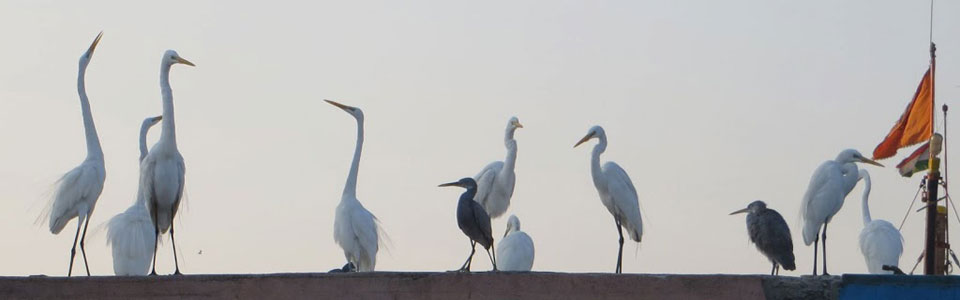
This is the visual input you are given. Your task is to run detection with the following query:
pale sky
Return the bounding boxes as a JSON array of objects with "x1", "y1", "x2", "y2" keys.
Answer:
[{"x1": 1, "y1": 0, "x2": 959, "y2": 276}]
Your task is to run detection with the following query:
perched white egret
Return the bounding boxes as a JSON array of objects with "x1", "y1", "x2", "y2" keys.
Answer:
[
  {"x1": 473, "y1": 117, "x2": 523, "y2": 219},
  {"x1": 140, "y1": 50, "x2": 194, "y2": 275},
  {"x1": 326, "y1": 99, "x2": 384, "y2": 272},
  {"x1": 41, "y1": 32, "x2": 106, "y2": 277},
  {"x1": 496, "y1": 215, "x2": 534, "y2": 271},
  {"x1": 106, "y1": 116, "x2": 162, "y2": 276},
  {"x1": 856, "y1": 169, "x2": 903, "y2": 274},
  {"x1": 574, "y1": 125, "x2": 643, "y2": 274},
  {"x1": 801, "y1": 149, "x2": 882, "y2": 275}
]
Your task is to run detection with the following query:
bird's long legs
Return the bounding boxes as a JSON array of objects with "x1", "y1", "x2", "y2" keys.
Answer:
[
  {"x1": 150, "y1": 226, "x2": 159, "y2": 276},
  {"x1": 67, "y1": 219, "x2": 82, "y2": 277},
  {"x1": 821, "y1": 222, "x2": 829, "y2": 276},
  {"x1": 615, "y1": 218, "x2": 624, "y2": 274},
  {"x1": 486, "y1": 244, "x2": 498, "y2": 271},
  {"x1": 79, "y1": 216, "x2": 92, "y2": 276},
  {"x1": 170, "y1": 222, "x2": 182, "y2": 275},
  {"x1": 812, "y1": 227, "x2": 820, "y2": 276},
  {"x1": 771, "y1": 263, "x2": 776, "y2": 276},
  {"x1": 459, "y1": 241, "x2": 477, "y2": 272}
]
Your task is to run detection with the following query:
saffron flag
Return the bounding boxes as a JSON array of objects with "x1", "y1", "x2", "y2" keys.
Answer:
[
  {"x1": 873, "y1": 68, "x2": 934, "y2": 160},
  {"x1": 896, "y1": 133, "x2": 942, "y2": 177}
]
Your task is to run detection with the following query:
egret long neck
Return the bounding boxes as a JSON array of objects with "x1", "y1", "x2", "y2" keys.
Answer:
[
  {"x1": 860, "y1": 173, "x2": 873, "y2": 226},
  {"x1": 77, "y1": 65, "x2": 103, "y2": 158},
  {"x1": 139, "y1": 122, "x2": 152, "y2": 162},
  {"x1": 159, "y1": 64, "x2": 177, "y2": 146},
  {"x1": 342, "y1": 118, "x2": 364, "y2": 199},
  {"x1": 590, "y1": 136, "x2": 608, "y2": 187},
  {"x1": 503, "y1": 127, "x2": 518, "y2": 172}
]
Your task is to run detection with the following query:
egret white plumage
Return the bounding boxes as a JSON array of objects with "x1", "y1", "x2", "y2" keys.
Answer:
[
  {"x1": 439, "y1": 178, "x2": 497, "y2": 272},
  {"x1": 730, "y1": 200, "x2": 795, "y2": 275},
  {"x1": 326, "y1": 99, "x2": 384, "y2": 272},
  {"x1": 140, "y1": 49, "x2": 194, "y2": 275},
  {"x1": 496, "y1": 214, "x2": 534, "y2": 271},
  {"x1": 41, "y1": 32, "x2": 106, "y2": 277},
  {"x1": 574, "y1": 125, "x2": 642, "y2": 274},
  {"x1": 856, "y1": 169, "x2": 904, "y2": 274},
  {"x1": 473, "y1": 117, "x2": 523, "y2": 219},
  {"x1": 800, "y1": 149, "x2": 882, "y2": 275},
  {"x1": 106, "y1": 116, "x2": 161, "y2": 276}
]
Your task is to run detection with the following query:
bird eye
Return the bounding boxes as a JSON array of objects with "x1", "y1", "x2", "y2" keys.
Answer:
[{"x1": 170, "y1": 55, "x2": 176, "y2": 59}]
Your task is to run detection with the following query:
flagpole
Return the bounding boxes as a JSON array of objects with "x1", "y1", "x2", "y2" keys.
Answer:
[{"x1": 923, "y1": 0, "x2": 941, "y2": 273}]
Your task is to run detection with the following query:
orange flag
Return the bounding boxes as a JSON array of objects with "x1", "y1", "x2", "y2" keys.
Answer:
[{"x1": 873, "y1": 67, "x2": 934, "y2": 160}]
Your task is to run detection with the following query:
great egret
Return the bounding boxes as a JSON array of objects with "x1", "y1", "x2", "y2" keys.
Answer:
[
  {"x1": 574, "y1": 125, "x2": 642, "y2": 274},
  {"x1": 473, "y1": 117, "x2": 523, "y2": 219},
  {"x1": 326, "y1": 99, "x2": 384, "y2": 272},
  {"x1": 140, "y1": 50, "x2": 194, "y2": 275},
  {"x1": 106, "y1": 116, "x2": 162, "y2": 276},
  {"x1": 439, "y1": 178, "x2": 497, "y2": 272},
  {"x1": 801, "y1": 149, "x2": 882, "y2": 275},
  {"x1": 730, "y1": 200, "x2": 796, "y2": 275},
  {"x1": 856, "y1": 169, "x2": 903, "y2": 274},
  {"x1": 496, "y1": 214, "x2": 534, "y2": 271},
  {"x1": 42, "y1": 32, "x2": 106, "y2": 277}
]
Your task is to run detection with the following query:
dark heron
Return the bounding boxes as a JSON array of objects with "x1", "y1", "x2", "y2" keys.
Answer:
[
  {"x1": 439, "y1": 177, "x2": 497, "y2": 272},
  {"x1": 731, "y1": 200, "x2": 796, "y2": 275}
]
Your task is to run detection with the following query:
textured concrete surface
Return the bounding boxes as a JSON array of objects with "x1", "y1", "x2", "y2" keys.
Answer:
[{"x1": 0, "y1": 272, "x2": 839, "y2": 300}]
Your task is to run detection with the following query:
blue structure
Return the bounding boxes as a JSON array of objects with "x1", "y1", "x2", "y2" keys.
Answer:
[{"x1": 840, "y1": 274, "x2": 960, "y2": 299}]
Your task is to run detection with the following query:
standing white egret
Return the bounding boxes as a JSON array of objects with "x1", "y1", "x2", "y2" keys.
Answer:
[
  {"x1": 140, "y1": 50, "x2": 194, "y2": 275},
  {"x1": 326, "y1": 99, "x2": 384, "y2": 272},
  {"x1": 106, "y1": 116, "x2": 162, "y2": 276},
  {"x1": 42, "y1": 32, "x2": 106, "y2": 277},
  {"x1": 856, "y1": 169, "x2": 903, "y2": 274},
  {"x1": 473, "y1": 117, "x2": 523, "y2": 219},
  {"x1": 496, "y1": 214, "x2": 534, "y2": 271},
  {"x1": 574, "y1": 125, "x2": 643, "y2": 274},
  {"x1": 801, "y1": 149, "x2": 882, "y2": 275}
]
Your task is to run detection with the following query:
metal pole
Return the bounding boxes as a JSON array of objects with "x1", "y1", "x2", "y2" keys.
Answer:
[{"x1": 925, "y1": 160, "x2": 940, "y2": 274}]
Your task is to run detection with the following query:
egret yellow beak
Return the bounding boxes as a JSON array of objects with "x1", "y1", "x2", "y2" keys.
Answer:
[
  {"x1": 729, "y1": 208, "x2": 750, "y2": 215},
  {"x1": 86, "y1": 31, "x2": 103, "y2": 57},
  {"x1": 574, "y1": 133, "x2": 594, "y2": 148},
  {"x1": 859, "y1": 157, "x2": 884, "y2": 167},
  {"x1": 176, "y1": 56, "x2": 196, "y2": 67},
  {"x1": 515, "y1": 121, "x2": 524, "y2": 129}
]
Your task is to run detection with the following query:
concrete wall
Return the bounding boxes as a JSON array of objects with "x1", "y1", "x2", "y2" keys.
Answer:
[{"x1": 0, "y1": 272, "x2": 840, "y2": 300}]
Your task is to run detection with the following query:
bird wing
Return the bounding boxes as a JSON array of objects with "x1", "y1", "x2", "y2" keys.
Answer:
[
  {"x1": 139, "y1": 157, "x2": 158, "y2": 226},
  {"x1": 495, "y1": 231, "x2": 535, "y2": 271},
  {"x1": 859, "y1": 220, "x2": 904, "y2": 274},
  {"x1": 602, "y1": 162, "x2": 643, "y2": 242},
  {"x1": 350, "y1": 203, "x2": 380, "y2": 270},
  {"x1": 801, "y1": 161, "x2": 844, "y2": 245},
  {"x1": 473, "y1": 161, "x2": 504, "y2": 207},
  {"x1": 470, "y1": 200, "x2": 495, "y2": 249},
  {"x1": 749, "y1": 209, "x2": 795, "y2": 270},
  {"x1": 171, "y1": 155, "x2": 186, "y2": 218},
  {"x1": 106, "y1": 204, "x2": 156, "y2": 275},
  {"x1": 46, "y1": 162, "x2": 102, "y2": 234}
]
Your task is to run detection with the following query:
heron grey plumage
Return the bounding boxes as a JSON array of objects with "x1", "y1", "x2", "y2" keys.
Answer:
[
  {"x1": 439, "y1": 177, "x2": 497, "y2": 272},
  {"x1": 731, "y1": 200, "x2": 796, "y2": 275}
]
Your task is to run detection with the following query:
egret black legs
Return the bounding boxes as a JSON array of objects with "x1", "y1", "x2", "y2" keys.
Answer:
[
  {"x1": 486, "y1": 243, "x2": 498, "y2": 271},
  {"x1": 79, "y1": 217, "x2": 91, "y2": 276},
  {"x1": 150, "y1": 226, "x2": 159, "y2": 276},
  {"x1": 459, "y1": 240, "x2": 477, "y2": 272},
  {"x1": 170, "y1": 222, "x2": 182, "y2": 275},
  {"x1": 615, "y1": 218, "x2": 624, "y2": 274},
  {"x1": 821, "y1": 222, "x2": 829, "y2": 276},
  {"x1": 811, "y1": 228, "x2": 820, "y2": 275},
  {"x1": 67, "y1": 219, "x2": 82, "y2": 277}
]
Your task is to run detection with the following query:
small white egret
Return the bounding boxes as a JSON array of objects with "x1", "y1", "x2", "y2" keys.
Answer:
[
  {"x1": 473, "y1": 117, "x2": 523, "y2": 219},
  {"x1": 106, "y1": 116, "x2": 161, "y2": 276},
  {"x1": 140, "y1": 50, "x2": 194, "y2": 275},
  {"x1": 42, "y1": 32, "x2": 106, "y2": 277},
  {"x1": 496, "y1": 214, "x2": 534, "y2": 271},
  {"x1": 856, "y1": 169, "x2": 904, "y2": 274},
  {"x1": 800, "y1": 149, "x2": 882, "y2": 275},
  {"x1": 439, "y1": 178, "x2": 497, "y2": 272},
  {"x1": 326, "y1": 99, "x2": 384, "y2": 272},
  {"x1": 574, "y1": 125, "x2": 643, "y2": 274}
]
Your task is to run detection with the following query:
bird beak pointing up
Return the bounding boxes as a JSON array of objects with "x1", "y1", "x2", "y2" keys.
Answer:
[
  {"x1": 859, "y1": 157, "x2": 884, "y2": 167},
  {"x1": 438, "y1": 181, "x2": 461, "y2": 188},
  {"x1": 574, "y1": 133, "x2": 593, "y2": 148},
  {"x1": 729, "y1": 208, "x2": 749, "y2": 215},
  {"x1": 86, "y1": 31, "x2": 103, "y2": 57}
]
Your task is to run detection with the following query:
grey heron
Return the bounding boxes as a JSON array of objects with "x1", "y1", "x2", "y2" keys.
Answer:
[
  {"x1": 730, "y1": 200, "x2": 796, "y2": 275},
  {"x1": 439, "y1": 177, "x2": 497, "y2": 272}
]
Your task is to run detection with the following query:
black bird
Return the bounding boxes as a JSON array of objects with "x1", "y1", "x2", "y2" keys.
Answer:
[
  {"x1": 439, "y1": 178, "x2": 497, "y2": 271},
  {"x1": 731, "y1": 200, "x2": 796, "y2": 275}
]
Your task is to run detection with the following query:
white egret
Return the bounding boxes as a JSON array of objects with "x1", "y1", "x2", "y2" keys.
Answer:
[
  {"x1": 801, "y1": 149, "x2": 882, "y2": 275},
  {"x1": 574, "y1": 125, "x2": 643, "y2": 274},
  {"x1": 439, "y1": 178, "x2": 497, "y2": 272},
  {"x1": 473, "y1": 117, "x2": 523, "y2": 219},
  {"x1": 496, "y1": 214, "x2": 534, "y2": 271},
  {"x1": 42, "y1": 32, "x2": 106, "y2": 277},
  {"x1": 106, "y1": 116, "x2": 162, "y2": 276},
  {"x1": 856, "y1": 169, "x2": 903, "y2": 274},
  {"x1": 326, "y1": 99, "x2": 384, "y2": 272},
  {"x1": 140, "y1": 50, "x2": 194, "y2": 275},
  {"x1": 730, "y1": 200, "x2": 795, "y2": 275}
]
